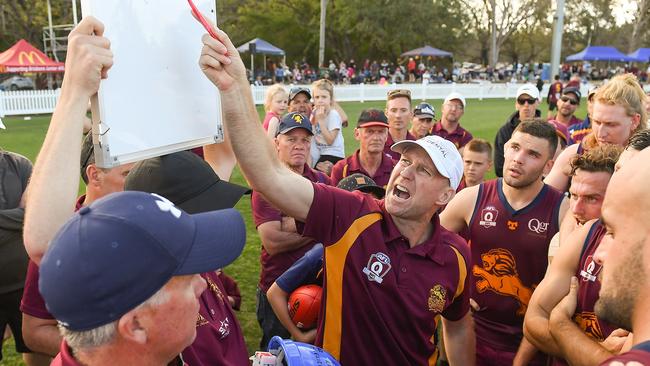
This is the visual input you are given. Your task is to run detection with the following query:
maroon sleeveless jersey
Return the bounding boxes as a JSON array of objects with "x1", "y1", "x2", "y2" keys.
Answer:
[
  {"x1": 574, "y1": 221, "x2": 618, "y2": 340},
  {"x1": 468, "y1": 179, "x2": 564, "y2": 351},
  {"x1": 552, "y1": 221, "x2": 619, "y2": 365}
]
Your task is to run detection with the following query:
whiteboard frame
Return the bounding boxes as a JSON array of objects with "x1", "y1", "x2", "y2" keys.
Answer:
[{"x1": 81, "y1": 0, "x2": 223, "y2": 168}]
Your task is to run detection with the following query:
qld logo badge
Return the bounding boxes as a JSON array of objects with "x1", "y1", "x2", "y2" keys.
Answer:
[
  {"x1": 362, "y1": 252, "x2": 392, "y2": 284},
  {"x1": 479, "y1": 206, "x2": 498, "y2": 228}
]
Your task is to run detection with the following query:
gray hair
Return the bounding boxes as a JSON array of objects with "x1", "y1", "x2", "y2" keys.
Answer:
[{"x1": 60, "y1": 285, "x2": 170, "y2": 350}]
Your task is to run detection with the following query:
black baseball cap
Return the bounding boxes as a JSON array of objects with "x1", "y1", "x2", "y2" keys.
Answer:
[
  {"x1": 414, "y1": 102, "x2": 435, "y2": 119},
  {"x1": 337, "y1": 173, "x2": 385, "y2": 198},
  {"x1": 562, "y1": 87, "x2": 582, "y2": 102},
  {"x1": 276, "y1": 112, "x2": 313, "y2": 137},
  {"x1": 357, "y1": 109, "x2": 389, "y2": 128},
  {"x1": 125, "y1": 151, "x2": 250, "y2": 214}
]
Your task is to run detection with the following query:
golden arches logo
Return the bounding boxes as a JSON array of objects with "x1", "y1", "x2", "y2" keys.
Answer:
[{"x1": 18, "y1": 51, "x2": 46, "y2": 65}]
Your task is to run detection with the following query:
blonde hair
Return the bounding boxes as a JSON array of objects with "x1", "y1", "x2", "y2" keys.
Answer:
[
  {"x1": 264, "y1": 84, "x2": 288, "y2": 113},
  {"x1": 311, "y1": 79, "x2": 334, "y2": 103},
  {"x1": 583, "y1": 74, "x2": 648, "y2": 149}
]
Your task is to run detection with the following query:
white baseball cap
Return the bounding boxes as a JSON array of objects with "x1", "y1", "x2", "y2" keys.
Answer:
[
  {"x1": 516, "y1": 84, "x2": 540, "y2": 101},
  {"x1": 444, "y1": 92, "x2": 466, "y2": 108},
  {"x1": 391, "y1": 135, "x2": 464, "y2": 190}
]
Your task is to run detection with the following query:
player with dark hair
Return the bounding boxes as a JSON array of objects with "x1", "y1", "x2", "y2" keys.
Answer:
[
  {"x1": 442, "y1": 119, "x2": 568, "y2": 365},
  {"x1": 524, "y1": 144, "x2": 625, "y2": 366}
]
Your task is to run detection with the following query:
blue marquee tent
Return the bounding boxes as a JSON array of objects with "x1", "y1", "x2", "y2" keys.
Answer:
[
  {"x1": 628, "y1": 48, "x2": 650, "y2": 62},
  {"x1": 401, "y1": 45, "x2": 453, "y2": 58},
  {"x1": 236, "y1": 38, "x2": 285, "y2": 77},
  {"x1": 566, "y1": 46, "x2": 641, "y2": 62},
  {"x1": 236, "y1": 38, "x2": 285, "y2": 56}
]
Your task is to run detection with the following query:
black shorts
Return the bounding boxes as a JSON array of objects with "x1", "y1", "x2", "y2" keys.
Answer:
[
  {"x1": 0, "y1": 289, "x2": 32, "y2": 359},
  {"x1": 548, "y1": 101, "x2": 558, "y2": 111},
  {"x1": 316, "y1": 155, "x2": 344, "y2": 165}
]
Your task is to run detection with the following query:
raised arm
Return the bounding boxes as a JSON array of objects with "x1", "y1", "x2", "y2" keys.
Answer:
[
  {"x1": 198, "y1": 21, "x2": 313, "y2": 221},
  {"x1": 23, "y1": 17, "x2": 113, "y2": 264},
  {"x1": 523, "y1": 221, "x2": 589, "y2": 355},
  {"x1": 544, "y1": 144, "x2": 579, "y2": 192},
  {"x1": 440, "y1": 185, "x2": 479, "y2": 233}
]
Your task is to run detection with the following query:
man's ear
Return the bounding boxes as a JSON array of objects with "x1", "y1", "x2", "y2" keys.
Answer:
[
  {"x1": 86, "y1": 165, "x2": 101, "y2": 186},
  {"x1": 436, "y1": 186, "x2": 456, "y2": 207},
  {"x1": 117, "y1": 311, "x2": 147, "y2": 345}
]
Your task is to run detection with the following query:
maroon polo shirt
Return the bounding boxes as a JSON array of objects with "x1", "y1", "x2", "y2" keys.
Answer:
[
  {"x1": 330, "y1": 149, "x2": 396, "y2": 188},
  {"x1": 181, "y1": 271, "x2": 248, "y2": 366},
  {"x1": 20, "y1": 260, "x2": 53, "y2": 319},
  {"x1": 383, "y1": 131, "x2": 416, "y2": 161},
  {"x1": 430, "y1": 122, "x2": 473, "y2": 149},
  {"x1": 50, "y1": 341, "x2": 83, "y2": 366},
  {"x1": 302, "y1": 183, "x2": 471, "y2": 365},
  {"x1": 252, "y1": 163, "x2": 329, "y2": 292},
  {"x1": 21, "y1": 195, "x2": 87, "y2": 321}
]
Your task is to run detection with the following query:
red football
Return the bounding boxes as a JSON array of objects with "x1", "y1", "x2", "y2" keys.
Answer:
[{"x1": 288, "y1": 285, "x2": 322, "y2": 330}]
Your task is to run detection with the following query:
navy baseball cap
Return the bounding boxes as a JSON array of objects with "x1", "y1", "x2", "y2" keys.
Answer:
[
  {"x1": 562, "y1": 87, "x2": 582, "y2": 102},
  {"x1": 276, "y1": 112, "x2": 313, "y2": 137},
  {"x1": 39, "y1": 191, "x2": 246, "y2": 331},
  {"x1": 414, "y1": 102, "x2": 435, "y2": 119}
]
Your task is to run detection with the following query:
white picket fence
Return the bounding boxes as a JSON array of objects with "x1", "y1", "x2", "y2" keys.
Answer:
[
  {"x1": 5, "y1": 81, "x2": 642, "y2": 117},
  {"x1": 0, "y1": 89, "x2": 61, "y2": 117}
]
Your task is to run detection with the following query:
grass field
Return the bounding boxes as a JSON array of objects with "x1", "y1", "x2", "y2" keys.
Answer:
[{"x1": 0, "y1": 98, "x2": 586, "y2": 365}]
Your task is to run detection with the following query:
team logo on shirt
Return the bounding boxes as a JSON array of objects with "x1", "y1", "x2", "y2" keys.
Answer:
[
  {"x1": 479, "y1": 206, "x2": 499, "y2": 228},
  {"x1": 573, "y1": 311, "x2": 605, "y2": 341},
  {"x1": 527, "y1": 218, "x2": 549, "y2": 234},
  {"x1": 507, "y1": 220, "x2": 519, "y2": 231},
  {"x1": 428, "y1": 284, "x2": 447, "y2": 313},
  {"x1": 473, "y1": 248, "x2": 533, "y2": 315},
  {"x1": 362, "y1": 252, "x2": 392, "y2": 284},
  {"x1": 579, "y1": 256, "x2": 601, "y2": 282},
  {"x1": 218, "y1": 317, "x2": 231, "y2": 339}
]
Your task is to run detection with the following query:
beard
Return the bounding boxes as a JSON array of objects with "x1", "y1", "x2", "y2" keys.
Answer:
[{"x1": 595, "y1": 239, "x2": 645, "y2": 331}]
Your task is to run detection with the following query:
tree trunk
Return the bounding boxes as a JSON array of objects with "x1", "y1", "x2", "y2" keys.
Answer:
[
  {"x1": 488, "y1": 0, "x2": 497, "y2": 68},
  {"x1": 629, "y1": 0, "x2": 649, "y2": 52}
]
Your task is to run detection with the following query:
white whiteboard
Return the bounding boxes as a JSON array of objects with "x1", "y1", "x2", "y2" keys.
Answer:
[{"x1": 80, "y1": 0, "x2": 222, "y2": 168}]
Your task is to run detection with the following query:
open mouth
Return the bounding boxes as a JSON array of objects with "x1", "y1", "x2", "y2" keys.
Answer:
[{"x1": 393, "y1": 184, "x2": 411, "y2": 199}]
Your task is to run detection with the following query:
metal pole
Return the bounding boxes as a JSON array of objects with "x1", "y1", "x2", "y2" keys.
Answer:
[
  {"x1": 72, "y1": 0, "x2": 78, "y2": 26},
  {"x1": 550, "y1": 0, "x2": 565, "y2": 80},
  {"x1": 318, "y1": 0, "x2": 327, "y2": 68},
  {"x1": 47, "y1": 0, "x2": 59, "y2": 61},
  {"x1": 251, "y1": 54, "x2": 254, "y2": 83}
]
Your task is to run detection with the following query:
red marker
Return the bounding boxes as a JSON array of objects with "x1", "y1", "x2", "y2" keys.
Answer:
[{"x1": 187, "y1": 0, "x2": 218, "y2": 40}]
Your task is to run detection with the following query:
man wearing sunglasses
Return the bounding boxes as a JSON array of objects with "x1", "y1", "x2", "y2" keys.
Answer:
[
  {"x1": 494, "y1": 84, "x2": 541, "y2": 177},
  {"x1": 552, "y1": 87, "x2": 583, "y2": 128}
]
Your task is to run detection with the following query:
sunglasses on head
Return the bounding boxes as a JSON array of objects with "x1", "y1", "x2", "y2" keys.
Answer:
[
  {"x1": 560, "y1": 96, "x2": 579, "y2": 105},
  {"x1": 517, "y1": 97, "x2": 537, "y2": 105},
  {"x1": 388, "y1": 89, "x2": 411, "y2": 98}
]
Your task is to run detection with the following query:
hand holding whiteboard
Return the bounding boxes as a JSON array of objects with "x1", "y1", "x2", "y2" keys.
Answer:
[{"x1": 80, "y1": 0, "x2": 222, "y2": 168}]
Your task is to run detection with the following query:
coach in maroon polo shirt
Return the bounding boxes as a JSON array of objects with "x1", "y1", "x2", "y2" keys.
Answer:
[
  {"x1": 330, "y1": 109, "x2": 396, "y2": 187},
  {"x1": 251, "y1": 112, "x2": 330, "y2": 348},
  {"x1": 198, "y1": 31, "x2": 475, "y2": 365},
  {"x1": 431, "y1": 92, "x2": 473, "y2": 151}
]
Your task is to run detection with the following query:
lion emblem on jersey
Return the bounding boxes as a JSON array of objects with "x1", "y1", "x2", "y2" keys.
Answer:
[
  {"x1": 473, "y1": 248, "x2": 533, "y2": 315},
  {"x1": 428, "y1": 285, "x2": 447, "y2": 313},
  {"x1": 573, "y1": 312, "x2": 605, "y2": 341}
]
